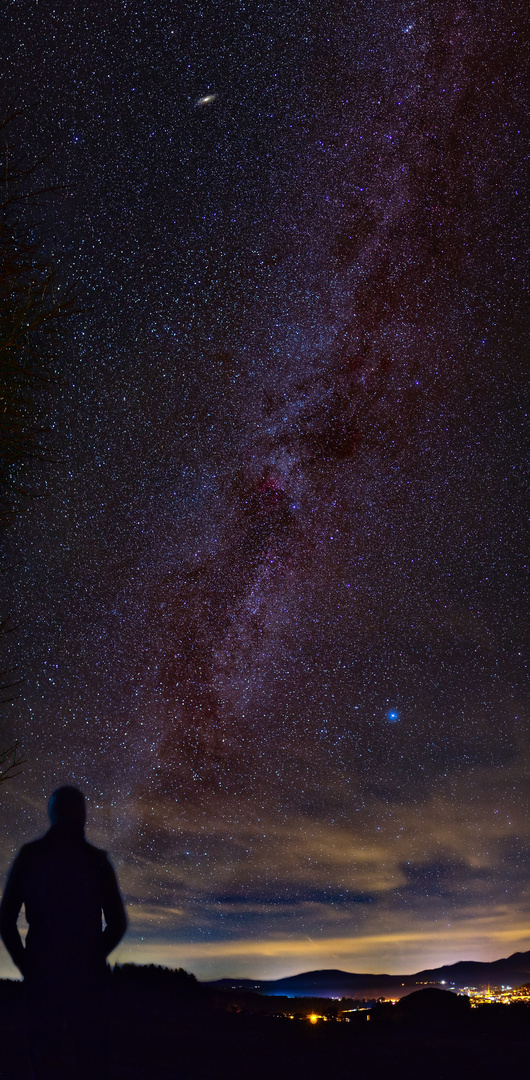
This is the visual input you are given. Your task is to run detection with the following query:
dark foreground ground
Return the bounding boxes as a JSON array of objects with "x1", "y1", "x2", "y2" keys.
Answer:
[{"x1": 0, "y1": 967, "x2": 527, "y2": 1080}]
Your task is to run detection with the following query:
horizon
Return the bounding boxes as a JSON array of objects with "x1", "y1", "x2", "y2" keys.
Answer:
[
  {"x1": 3, "y1": 940, "x2": 530, "y2": 986},
  {"x1": 109, "y1": 933, "x2": 530, "y2": 983},
  {"x1": 4, "y1": 912, "x2": 530, "y2": 983}
]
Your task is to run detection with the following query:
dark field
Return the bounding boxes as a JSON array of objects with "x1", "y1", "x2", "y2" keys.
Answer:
[{"x1": 0, "y1": 967, "x2": 526, "y2": 1079}]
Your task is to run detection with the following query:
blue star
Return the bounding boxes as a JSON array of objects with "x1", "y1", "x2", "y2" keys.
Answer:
[{"x1": 387, "y1": 710, "x2": 400, "y2": 722}]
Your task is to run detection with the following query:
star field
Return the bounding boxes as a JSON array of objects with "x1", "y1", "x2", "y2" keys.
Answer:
[{"x1": 0, "y1": 0, "x2": 528, "y2": 980}]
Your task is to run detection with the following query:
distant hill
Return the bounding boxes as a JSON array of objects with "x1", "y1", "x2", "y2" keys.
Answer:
[
  {"x1": 205, "y1": 950, "x2": 530, "y2": 998},
  {"x1": 413, "y1": 951, "x2": 530, "y2": 987}
]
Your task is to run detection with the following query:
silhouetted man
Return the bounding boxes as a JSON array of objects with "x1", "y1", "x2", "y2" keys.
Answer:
[{"x1": 0, "y1": 785, "x2": 127, "y2": 1080}]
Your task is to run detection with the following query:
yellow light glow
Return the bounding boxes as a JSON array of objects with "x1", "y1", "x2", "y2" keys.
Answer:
[{"x1": 105, "y1": 917, "x2": 530, "y2": 986}]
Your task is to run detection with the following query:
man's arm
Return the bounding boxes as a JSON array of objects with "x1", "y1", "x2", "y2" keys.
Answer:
[
  {"x1": 101, "y1": 857, "x2": 127, "y2": 958},
  {"x1": 0, "y1": 856, "x2": 27, "y2": 975}
]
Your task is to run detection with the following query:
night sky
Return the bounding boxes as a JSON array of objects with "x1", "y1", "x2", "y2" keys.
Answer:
[{"x1": 0, "y1": 0, "x2": 528, "y2": 981}]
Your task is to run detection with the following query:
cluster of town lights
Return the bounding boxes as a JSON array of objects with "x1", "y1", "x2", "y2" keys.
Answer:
[
  {"x1": 297, "y1": 983, "x2": 530, "y2": 1023},
  {"x1": 461, "y1": 985, "x2": 530, "y2": 1007}
]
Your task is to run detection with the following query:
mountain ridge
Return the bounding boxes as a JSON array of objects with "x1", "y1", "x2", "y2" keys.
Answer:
[{"x1": 204, "y1": 949, "x2": 530, "y2": 997}]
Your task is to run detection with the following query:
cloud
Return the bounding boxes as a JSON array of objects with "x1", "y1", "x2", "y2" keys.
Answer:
[
  {"x1": 3, "y1": 750, "x2": 530, "y2": 984},
  {"x1": 112, "y1": 915, "x2": 530, "y2": 982}
]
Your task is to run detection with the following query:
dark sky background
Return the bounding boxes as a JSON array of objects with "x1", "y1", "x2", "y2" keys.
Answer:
[{"x1": 0, "y1": 0, "x2": 528, "y2": 979}]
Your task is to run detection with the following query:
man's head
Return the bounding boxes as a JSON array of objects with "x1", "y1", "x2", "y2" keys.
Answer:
[{"x1": 48, "y1": 786, "x2": 86, "y2": 827}]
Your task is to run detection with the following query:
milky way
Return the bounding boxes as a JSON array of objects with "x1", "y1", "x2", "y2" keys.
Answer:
[{"x1": 0, "y1": 0, "x2": 527, "y2": 979}]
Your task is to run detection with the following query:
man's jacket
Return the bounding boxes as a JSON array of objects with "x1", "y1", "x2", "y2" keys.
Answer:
[{"x1": 0, "y1": 821, "x2": 127, "y2": 989}]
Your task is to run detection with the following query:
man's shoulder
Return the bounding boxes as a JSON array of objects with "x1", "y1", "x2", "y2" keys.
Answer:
[
  {"x1": 84, "y1": 839, "x2": 110, "y2": 863},
  {"x1": 15, "y1": 834, "x2": 110, "y2": 865},
  {"x1": 15, "y1": 835, "x2": 48, "y2": 860},
  {"x1": 85, "y1": 841, "x2": 122, "y2": 880},
  {"x1": 5, "y1": 836, "x2": 49, "y2": 879}
]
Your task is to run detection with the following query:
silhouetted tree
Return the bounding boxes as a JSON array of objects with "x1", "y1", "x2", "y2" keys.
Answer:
[{"x1": 0, "y1": 742, "x2": 25, "y2": 785}]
